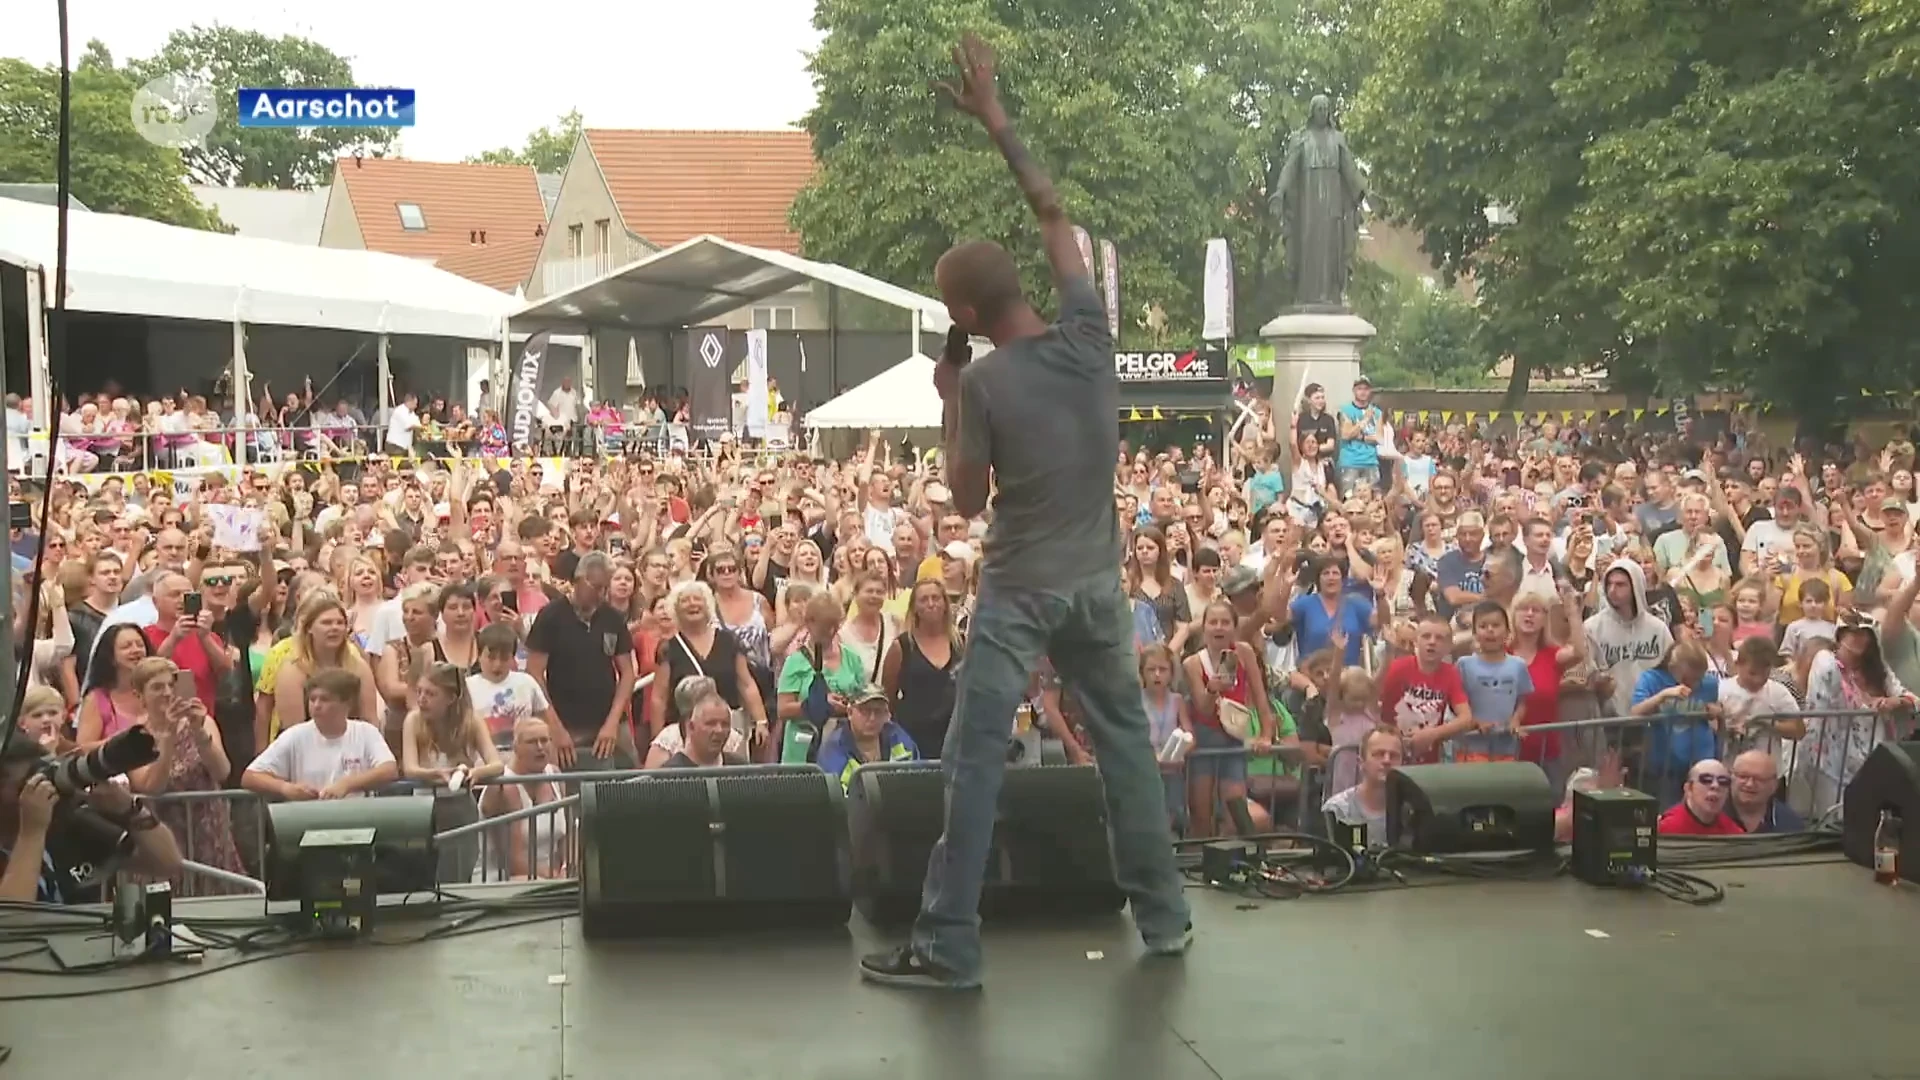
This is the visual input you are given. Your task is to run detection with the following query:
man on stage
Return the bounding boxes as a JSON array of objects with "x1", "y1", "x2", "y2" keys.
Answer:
[{"x1": 859, "y1": 33, "x2": 1191, "y2": 991}]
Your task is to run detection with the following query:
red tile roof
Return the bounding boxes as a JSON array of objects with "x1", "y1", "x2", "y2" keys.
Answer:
[
  {"x1": 432, "y1": 234, "x2": 545, "y2": 295},
  {"x1": 583, "y1": 129, "x2": 815, "y2": 254},
  {"x1": 332, "y1": 157, "x2": 547, "y2": 291}
]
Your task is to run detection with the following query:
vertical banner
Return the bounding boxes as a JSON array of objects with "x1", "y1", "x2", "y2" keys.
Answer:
[
  {"x1": 687, "y1": 326, "x2": 732, "y2": 444},
  {"x1": 1202, "y1": 237, "x2": 1235, "y2": 341},
  {"x1": 508, "y1": 330, "x2": 551, "y2": 454},
  {"x1": 1072, "y1": 226, "x2": 1094, "y2": 279},
  {"x1": 745, "y1": 329, "x2": 771, "y2": 438},
  {"x1": 1098, "y1": 239, "x2": 1121, "y2": 344}
]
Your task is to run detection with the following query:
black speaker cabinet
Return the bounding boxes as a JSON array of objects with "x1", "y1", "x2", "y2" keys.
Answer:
[
  {"x1": 578, "y1": 765, "x2": 851, "y2": 939},
  {"x1": 264, "y1": 796, "x2": 437, "y2": 903},
  {"x1": 1386, "y1": 761, "x2": 1558, "y2": 854},
  {"x1": 1843, "y1": 741, "x2": 1920, "y2": 882},
  {"x1": 847, "y1": 761, "x2": 1126, "y2": 927}
]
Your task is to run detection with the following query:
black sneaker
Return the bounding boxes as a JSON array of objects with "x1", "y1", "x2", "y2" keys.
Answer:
[{"x1": 858, "y1": 945, "x2": 981, "y2": 991}]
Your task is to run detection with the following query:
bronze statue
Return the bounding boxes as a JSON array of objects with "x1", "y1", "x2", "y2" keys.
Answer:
[{"x1": 1271, "y1": 95, "x2": 1367, "y2": 312}]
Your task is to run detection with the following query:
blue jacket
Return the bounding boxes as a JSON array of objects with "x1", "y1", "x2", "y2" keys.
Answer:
[
  {"x1": 1631, "y1": 668, "x2": 1721, "y2": 776},
  {"x1": 816, "y1": 720, "x2": 919, "y2": 791}
]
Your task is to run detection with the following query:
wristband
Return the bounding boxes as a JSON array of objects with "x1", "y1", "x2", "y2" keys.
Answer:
[{"x1": 128, "y1": 806, "x2": 161, "y2": 833}]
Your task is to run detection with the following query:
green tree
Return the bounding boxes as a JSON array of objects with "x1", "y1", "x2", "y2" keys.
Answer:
[
  {"x1": 130, "y1": 26, "x2": 395, "y2": 189},
  {"x1": 468, "y1": 109, "x2": 583, "y2": 172},
  {"x1": 1363, "y1": 277, "x2": 1499, "y2": 389},
  {"x1": 1349, "y1": 0, "x2": 1920, "y2": 412},
  {"x1": 0, "y1": 46, "x2": 223, "y2": 230},
  {"x1": 794, "y1": 0, "x2": 1370, "y2": 340}
]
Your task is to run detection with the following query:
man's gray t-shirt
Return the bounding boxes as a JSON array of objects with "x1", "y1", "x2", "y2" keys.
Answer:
[{"x1": 956, "y1": 275, "x2": 1118, "y2": 589}]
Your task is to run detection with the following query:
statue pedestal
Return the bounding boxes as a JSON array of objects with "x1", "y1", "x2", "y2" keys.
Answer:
[{"x1": 1260, "y1": 310, "x2": 1376, "y2": 417}]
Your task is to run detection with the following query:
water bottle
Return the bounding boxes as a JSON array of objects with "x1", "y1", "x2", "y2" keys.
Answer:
[{"x1": 1874, "y1": 811, "x2": 1901, "y2": 885}]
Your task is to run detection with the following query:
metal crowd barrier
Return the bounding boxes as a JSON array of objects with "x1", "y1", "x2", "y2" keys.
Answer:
[
  {"x1": 107, "y1": 704, "x2": 1899, "y2": 898},
  {"x1": 48, "y1": 422, "x2": 629, "y2": 475},
  {"x1": 1156, "y1": 706, "x2": 1905, "y2": 842}
]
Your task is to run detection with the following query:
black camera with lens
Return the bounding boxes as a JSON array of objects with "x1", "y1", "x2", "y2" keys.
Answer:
[{"x1": 27, "y1": 726, "x2": 160, "y2": 893}]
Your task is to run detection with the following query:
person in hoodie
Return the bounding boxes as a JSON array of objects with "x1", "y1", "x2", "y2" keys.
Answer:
[
  {"x1": 1584, "y1": 557, "x2": 1674, "y2": 720},
  {"x1": 1629, "y1": 639, "x2": 1723, "y2": 805}
]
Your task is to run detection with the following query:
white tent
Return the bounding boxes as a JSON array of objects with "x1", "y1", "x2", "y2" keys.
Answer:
[
  {"x1": 804, "y1": 354, "x2": 942, "y2": 430},
  {"x1": 0, "y1": 196, "x2": 515, "y2": 340}
]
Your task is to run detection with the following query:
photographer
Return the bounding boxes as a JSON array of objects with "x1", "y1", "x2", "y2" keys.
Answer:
[{"x1": 0, "y1": 730, "x2": 183, "y2": 903}]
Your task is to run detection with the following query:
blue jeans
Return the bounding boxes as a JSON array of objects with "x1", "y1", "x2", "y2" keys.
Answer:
[{"x1": 910, "y1": 572, "x2": 1191, "y2": 980}]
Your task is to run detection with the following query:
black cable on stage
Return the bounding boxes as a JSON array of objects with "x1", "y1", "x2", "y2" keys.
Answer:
[
  {"x1": 0, "y1": 889, "x2": 581, "y2": 1000},
  {"x1": 5, "y1": 0, "x2": 74, "y2": 737}
]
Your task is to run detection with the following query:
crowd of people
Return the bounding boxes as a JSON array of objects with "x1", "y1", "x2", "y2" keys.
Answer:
[
  {"x1": 1, "y1": 371, "x2": 1915, "y2": 900},
  {"x1": 25, "y1": 372, "x2": 790, "y2": 476}
]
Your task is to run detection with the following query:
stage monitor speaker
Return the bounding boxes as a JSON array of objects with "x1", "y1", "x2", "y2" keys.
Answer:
[
  {"x1": 578, "y1": 765, "x2": 851, "y2": 939},
  {"x1": 1386, "y1": 761, "x2": 1557, "y2": 854},
  {"x1": 847, "y1": 761, "x2": 1126, "y2": 927},
  {"x1": 1842, "y1": 741, "x2": 1920, "y2": 882},
  {"x1": 264, "y1": 796, "x2": 437, "y2": 903}
]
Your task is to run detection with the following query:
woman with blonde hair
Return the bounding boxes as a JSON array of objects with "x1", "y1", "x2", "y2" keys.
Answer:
[
  {"x1": 881, "y1": 579, "x2": 963, "y2": 757},
  {"x1": 377, "y1": 582, "x2": 442, "y2": 749},
  {"x1": 1510, "y1": 582, "x2": 1587, "y2": 780},
  {"x1": 647, "y1": 579, "x2": 770, "y2": 750},
  {"x1": 125, "y1": 656, "x2": 247, "y2": 891},
  {"x1": 341, "y1": 553, "x2": 386, "y2": 650},
  {"x1": 273, "y1": 594, "x2": 380, "y2": 739},
  {"x1": 401, "y1": 662, "x2": 504, "y2": 882}
]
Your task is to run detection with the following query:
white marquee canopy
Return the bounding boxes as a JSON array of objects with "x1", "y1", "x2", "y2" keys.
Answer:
[
  {"x1": 0, "y1": 196, "x2": 516, "y2": 339},
  {"x1": 804, "y1": 354, "x2": 942, "y2": 430}
]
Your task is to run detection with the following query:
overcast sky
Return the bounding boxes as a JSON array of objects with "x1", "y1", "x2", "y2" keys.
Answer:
[{"x1": 5, "y1": 0, "x2": 823, "y2": 163}]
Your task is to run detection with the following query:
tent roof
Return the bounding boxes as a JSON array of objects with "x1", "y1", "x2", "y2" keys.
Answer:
[
  {"x1": 512, "y1": 234, "x2": 951, "y2": 334},
  {"x1": 0, "y1": 196, "x2": 516, "y2": 340},
  {"x1": 804, "y1": 353, "x2": 943, "y2": 430}
]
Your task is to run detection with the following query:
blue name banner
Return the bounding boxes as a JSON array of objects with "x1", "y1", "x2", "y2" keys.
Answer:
[{"x1": 237, "y1": 88, "x2": 416, "y2": 128}]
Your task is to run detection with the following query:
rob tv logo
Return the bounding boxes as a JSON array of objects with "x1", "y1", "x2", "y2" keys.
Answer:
[{"x1": 237, "y1": 87, "x2": 417, "y2": 128}]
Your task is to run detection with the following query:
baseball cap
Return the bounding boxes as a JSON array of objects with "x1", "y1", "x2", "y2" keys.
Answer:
[
  {"x1": 851, "y1": 685, "x2": 889, "y2": 709},
  {"x1": 941, "y1": 540, "x2": 973, "y2": 562},
  {"x1": 1882, "y1": 496, "x2": 1907, "y2": 514},
  {"x1": 1353, "y1": 375, "x2": 1372, "y2": 387},
  {"x1": 1221, "y1": 566, "x2": 1261, "y2": 598}
]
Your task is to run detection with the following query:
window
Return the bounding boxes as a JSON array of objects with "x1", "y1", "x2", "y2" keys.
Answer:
[
  {"x1": 396, "y1": 203, "x2": 427, "y2": 231},
  {"x1": 751, "y1": 306, "x2": 796, "y2": 331},
  {"x1": 593, "y1": 219, "x2": 611, "y2": 255},
  {"x1": 566, "y1": 224, "x2": 583, "y2": 257}
]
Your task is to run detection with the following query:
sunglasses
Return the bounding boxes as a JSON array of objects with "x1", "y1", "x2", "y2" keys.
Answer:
[
  {"x1": 711, "y1": 565, "x2": 740, "y2": 575},
  {"x1": 203, "y1": 574, "x2": 236, "y2": 587},
  {"x1": 1689, "y1": 774, "x2": 1732, "y2": 789}
]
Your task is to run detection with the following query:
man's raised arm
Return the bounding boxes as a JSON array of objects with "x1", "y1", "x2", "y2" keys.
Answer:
[{"x1": 935, "y1": 33, "x2": 1088, "y2": 290}]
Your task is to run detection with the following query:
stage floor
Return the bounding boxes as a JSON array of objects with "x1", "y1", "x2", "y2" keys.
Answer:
[{"x1": 2, "y1": 862, "x2": 1916, "y2": 1079}]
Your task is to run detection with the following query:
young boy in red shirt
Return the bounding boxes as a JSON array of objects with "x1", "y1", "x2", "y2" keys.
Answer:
[{"x1": 1379, "y1": 612, "x2": 1476, "y2": 763}]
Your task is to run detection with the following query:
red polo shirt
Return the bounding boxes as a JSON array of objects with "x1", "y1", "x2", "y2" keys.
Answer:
[{"x1": 1656, "y1": 803, "x2": 1744, "y2": 836}]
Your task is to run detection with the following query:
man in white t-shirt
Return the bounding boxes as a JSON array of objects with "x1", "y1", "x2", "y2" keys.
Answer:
[
  {"x1": 241, "y1": 668, "x2": 398, "y2": 799},
  {"x1": 547, "y1": 377, "x2": 579, "y2": 454},
  {"x1": 1717, "y1": 636, "x2": 1804, "y2": 772},
  {"x1": 468, "y1": 624, "x2": 557, "y2": 747},
  {"x1": 385, "y1": 392, "x2": 422, "y2": 458}
]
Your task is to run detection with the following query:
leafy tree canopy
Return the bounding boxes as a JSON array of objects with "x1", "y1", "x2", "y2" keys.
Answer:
[
  {"x1": 130, "y1": 25, "x2": 395, "y2": 189},
  {"x1": 1349, "y1": 0, "x2": 1920, "y2": 409},
  {"x1": 468, "y1": 109, "x2": 583, "y2": 173},
  {"x1": 0, "y1": 45, "x2": 223, "y2": 230},
  {"x1": 792, "y1": 0, "x2": 1375, "y2": 341}
]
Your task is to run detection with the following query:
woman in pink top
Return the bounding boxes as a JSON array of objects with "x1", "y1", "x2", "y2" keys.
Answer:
[{"x1": 76, "y1": 624, "x2": 155, "y2": 748}]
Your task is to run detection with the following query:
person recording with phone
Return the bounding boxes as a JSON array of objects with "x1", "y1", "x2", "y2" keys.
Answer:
[
  {"x1": 145, "y1": 571, "x2": 234, "y2": 714},
  {"x1": 0, "y1": 729, "x2": 183, "y2": 904}
]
